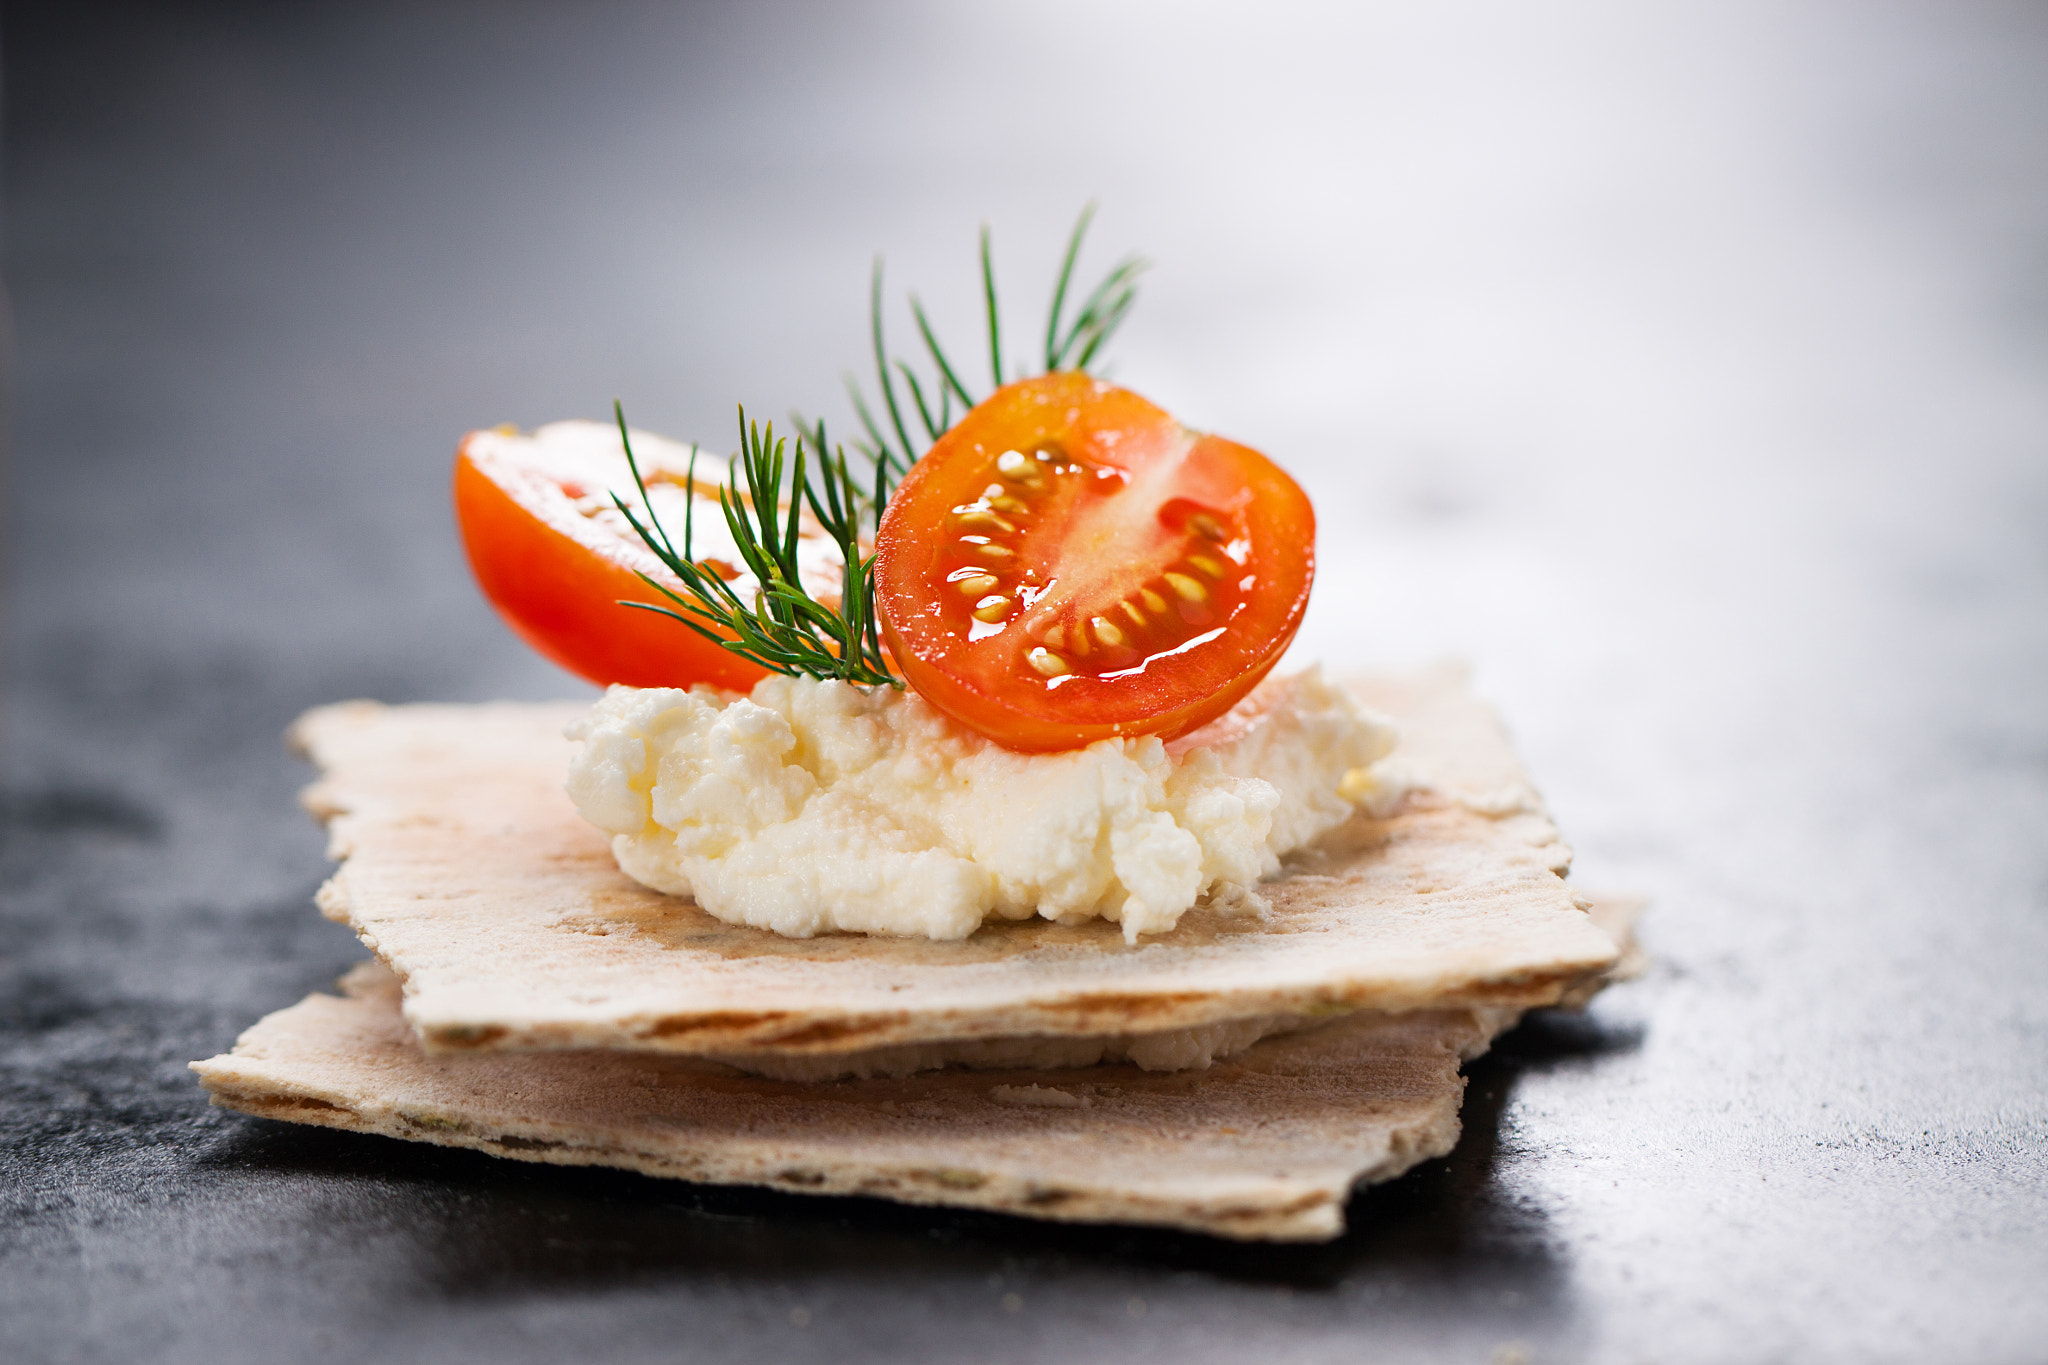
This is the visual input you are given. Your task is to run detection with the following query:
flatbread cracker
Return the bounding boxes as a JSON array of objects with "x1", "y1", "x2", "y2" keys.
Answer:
[
  {"x1": 192, "y1": 963, "x2": 1515, "y2": 1242},
  {"x1": 293, "y1": 668, "x2": 1617, "y2": 1056}
]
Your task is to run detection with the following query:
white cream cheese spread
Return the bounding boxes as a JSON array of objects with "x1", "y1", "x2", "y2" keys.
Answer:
[{"x1": 565, "y1": 665, "x2": 1400, "y2": 943}]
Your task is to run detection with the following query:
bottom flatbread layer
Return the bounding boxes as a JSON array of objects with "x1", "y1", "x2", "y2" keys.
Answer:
[{"x1": 193, "y1": 965, "x2": 1519, "y2": 1242}]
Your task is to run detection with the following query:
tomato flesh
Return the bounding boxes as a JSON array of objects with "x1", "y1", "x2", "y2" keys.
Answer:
[
  {"x1": 874, "y1": 375, "x2": 1315, "y2": 751},
  {"x1": 455, "y1": 420, "x2": 832, "y2": 692}
]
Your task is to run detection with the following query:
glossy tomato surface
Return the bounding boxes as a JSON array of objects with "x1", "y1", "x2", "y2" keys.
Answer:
[
  {"x1": 874, "y1": 374, "x2": 1315, "y2": 751},
  {"x1": 455, "y1": 421, "x2": 777, "y2": 692}
]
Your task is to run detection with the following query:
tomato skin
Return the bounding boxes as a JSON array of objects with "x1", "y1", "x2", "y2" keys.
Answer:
[
  {"x1": 874, "y1": 374, "x2": 1315, "y2": 752},
  {"x1": 453, "y1": 432, "x2": 769, "y2": 692}
]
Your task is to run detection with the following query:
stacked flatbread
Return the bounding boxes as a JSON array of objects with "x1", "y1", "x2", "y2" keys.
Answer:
[{"x1": 193, "y1": 667, "x2": 1638, "y2": 1241}]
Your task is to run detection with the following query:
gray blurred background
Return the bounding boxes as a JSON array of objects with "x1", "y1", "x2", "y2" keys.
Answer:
[{"x1": 4, "y1": 3, "x2": 2046, "y2": 1363}]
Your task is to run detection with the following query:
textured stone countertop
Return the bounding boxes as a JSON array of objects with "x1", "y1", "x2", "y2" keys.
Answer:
[{"x1": 4, "y1": 4, "x2": 2044, "y2": 1362}]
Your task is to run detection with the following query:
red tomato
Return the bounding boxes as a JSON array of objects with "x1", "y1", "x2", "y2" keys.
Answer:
[
  {"x1": 874, "y1": 374, "x2": 1315, "y2": 752},
  {"x1": 454, "y1": 421, "x2": 775, "y2": 692}
]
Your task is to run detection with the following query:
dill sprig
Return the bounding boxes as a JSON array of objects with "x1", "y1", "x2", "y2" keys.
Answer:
[
  {"x1": 612, "y1": 206, "x2": 1145, "y2": 688},
  {"x1": 845, "y1": 203, "x2": 1147, "y2": 478},
  {"x1": 608, "y1": 405, "x2": 897, "y2": 687}
]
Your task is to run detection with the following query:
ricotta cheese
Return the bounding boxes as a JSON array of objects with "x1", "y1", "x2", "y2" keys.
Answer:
[{"x1": 565, "y1": 666, "x2": 1399, "y2": 943}]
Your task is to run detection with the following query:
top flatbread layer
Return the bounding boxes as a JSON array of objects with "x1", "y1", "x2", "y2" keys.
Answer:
[{"x1": 294, "y1": 667, "x2": 1617, "y2": 1056}]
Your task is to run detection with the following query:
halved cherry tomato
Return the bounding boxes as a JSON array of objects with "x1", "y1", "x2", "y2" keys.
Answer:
[
  {"x1": 874, "y1": 374, "x2": 1315, "y2": 752},
  {"x1": 455, "y1": 420, "x2": 822, "y2": 692}
]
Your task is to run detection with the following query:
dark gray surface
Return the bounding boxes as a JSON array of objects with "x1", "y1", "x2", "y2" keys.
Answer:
[{"x1": 3, "y1": 3, "x2": 2045, "y2": 1362}]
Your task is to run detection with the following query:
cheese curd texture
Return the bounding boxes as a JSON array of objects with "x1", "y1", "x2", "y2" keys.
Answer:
[{"x1": 565, "y1": 666, "x2": 1397, "y2": 943}]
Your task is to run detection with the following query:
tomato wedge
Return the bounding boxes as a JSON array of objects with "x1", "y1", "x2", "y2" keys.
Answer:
[
  {"x1": 874, "y1": 374, "x2": 1315, "y2": 751},
  {"x1": 455, "y1": 420, "x2": 837, "y2": 691}
]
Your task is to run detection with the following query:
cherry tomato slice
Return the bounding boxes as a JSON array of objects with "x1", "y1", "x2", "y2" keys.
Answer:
[
  {"x1": 874, "y1": 374, "x2": 1315, "y2": 751},
  {"x1": 455, "y1": 420, "x2": 833, "y2": 692}
]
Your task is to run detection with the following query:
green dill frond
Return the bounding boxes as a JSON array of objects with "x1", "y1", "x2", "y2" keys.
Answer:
[
  {"x1": 847, "y1": 203, "x2": 1147, "y2": 477},
  {"x1": 613, "y1": 208, "x2": 1144, "y2": 690},
  {"x1": 609, "y1": 403, "x2": 897, "y2": 688}
]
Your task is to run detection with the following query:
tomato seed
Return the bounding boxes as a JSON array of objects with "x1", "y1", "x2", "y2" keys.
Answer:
[{"x1": 1027, "y1": 648, "x2": 1070, "y2": 677}]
